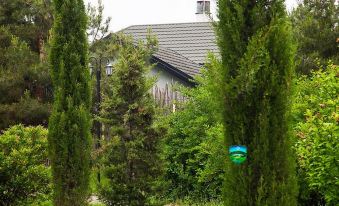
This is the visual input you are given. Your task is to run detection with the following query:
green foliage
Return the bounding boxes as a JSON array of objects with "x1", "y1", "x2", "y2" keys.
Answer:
[
  {"x1": 0, "y1": 92, "x2": 51, "y2": 130},
  {"x1": 160, "y1": 54, "x2": 225, "y2": 201},
  {"x1": 48, "y1": 0, "x2": 92, "y2": 205},
  {"x1": 86, "y1": 0, "x2": 112, "y2": 43},
  {"x1": 0, "y1": 33, "x2": 38, "y2": 70},
  {"x1": 0, "y1": 125, "x2": 51, "y2": 206},
  {"x1": 291, "y1": 0, "x2": 339, "y2": 74},
  {"x1": 98, "y1": 34, "x2": 160, "y2": 206},
  {"x1": 0, "y1": 30, "x2": 51, "y2": 132},
  {"x1": 0, "y1": 35, "x2": 37, "y2": 102},
  {"x1": 0, "y1": 0, "x2": 53, "y2": 53},
  {"x1": 292, "y1": 64, "x2": 339, "y2": 205},
  {"x1": 89, "y1": 203, "x2": 105, "y2": 206},
  {"x1": 165, "y1": 199, "x2": 223, "y2": 206},
  {"x1": 217, "y1": 0, "x2": 298, "y2": 205},
  {"x1": 0, "y1": 3, "x2": 52, "y2": 131}
]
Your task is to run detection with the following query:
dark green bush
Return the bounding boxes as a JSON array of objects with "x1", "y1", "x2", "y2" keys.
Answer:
[
  {"x1": 0, "y1": 125, "x2": 51, "y2": 205},
  {"x1": 0, "y1": 92, "x2": 50, "y2": 131}
]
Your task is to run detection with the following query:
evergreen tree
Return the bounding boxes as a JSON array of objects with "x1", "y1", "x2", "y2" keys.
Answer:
[
  {"x1": 0, "y1": 27, "x2": 51, "y2": 132},
  {"x1": 291, "y1": 0, "x2": 339, "y2": 74},
  {"x1": 0, "y1": 0, "x2": 53, "y2": 54},
  {"x1": 0, "y1": 1, "x2": 53, "y2": 132},
  {"x1": 99, "y1": 34, "x2": 160, "y2": 206},
  {"x1": 48, "y1": 0, "x2": 91, "y2": 205},
  {"x1": 86, "y1": 0, "x2": 112, "y2": 44},
  {"x1": 0, "y1": 0, "x2": 113, "y2": 132},
  {"x1": 216, "y1": 0, "x2": 297, "y2": 205}
]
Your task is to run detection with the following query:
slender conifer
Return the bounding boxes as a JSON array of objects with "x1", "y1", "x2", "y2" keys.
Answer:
[
  {"x1": 48, "y1": 0, "x2": 91, "y2": 205},
  {"x1": 216, "y1": 0, "x2": 298, "y2": 205},
  {"x1": 99, "y1": 34, "x2": 160, "y2": 206}
]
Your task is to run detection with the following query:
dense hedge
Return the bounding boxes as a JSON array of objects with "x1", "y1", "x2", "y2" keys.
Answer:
[{"x1": 0, "y1": 125, "x2": 51, "y2": 205}]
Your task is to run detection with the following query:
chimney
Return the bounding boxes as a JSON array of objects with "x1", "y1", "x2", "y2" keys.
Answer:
[{"x1": 196, "y1": 0, "x2": 210, "y2": 22}]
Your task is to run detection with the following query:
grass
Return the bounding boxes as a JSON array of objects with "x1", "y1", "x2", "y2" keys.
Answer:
[
  {"x1": 90, "y1": 202, "x2": 221, "y2": 206},
  {"x1": 168, "y1": 200, "x2": 223, "y2": 206},
  {"x1": 89, "y1": 168, "x2": 100, "y2": 194}
]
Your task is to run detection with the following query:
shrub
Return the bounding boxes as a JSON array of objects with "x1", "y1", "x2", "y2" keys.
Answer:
[
  {"x1": 161, "y1": 55, "x2": 225, "y2": 201},
  {"x1": 0, "y1": 92, "x2": 50, "y2": 131},
  {"x1": 293, "y1": 64, "x2": 339, "y2": 205},
  {"x1": 0, "y1": 125, "x2": 51, "y2": 205}
]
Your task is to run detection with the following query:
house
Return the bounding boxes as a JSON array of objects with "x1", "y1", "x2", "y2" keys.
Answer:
[
  {"x1": 119, "y1": 22, "x2": 219, "y2": 89},
  {"x1": 116, "y1": 1, "x2": 219, "y2": 106}
]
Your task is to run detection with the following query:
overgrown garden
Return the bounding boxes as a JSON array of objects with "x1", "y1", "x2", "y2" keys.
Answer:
[{"x1": 0, "y1": 0, "x2": 338, "y2": 205}]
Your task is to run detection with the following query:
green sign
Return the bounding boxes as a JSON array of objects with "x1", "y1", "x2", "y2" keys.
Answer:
[{"x1": 229, "y1": 145, "x2": 247, "y2": 164}]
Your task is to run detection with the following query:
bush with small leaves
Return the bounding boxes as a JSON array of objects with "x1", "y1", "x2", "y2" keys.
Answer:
[
  {"x1": 160, "y1": 54, "x2": 225, "y2": 202},
  {"x1": 0, "y1": 125, "x2": 51, "y2": 206},
  {"x1": 293, "y1": 64, "x2": 339, "y2": 205}
]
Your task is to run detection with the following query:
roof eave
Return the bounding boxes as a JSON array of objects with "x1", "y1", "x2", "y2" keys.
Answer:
[{"x1": 150, "y1": 56, "x2": 197, "y2": 86}]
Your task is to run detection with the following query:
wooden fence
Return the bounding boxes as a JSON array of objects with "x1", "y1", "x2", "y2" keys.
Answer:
[{"x1": 151, "y1": 83, "x2": 187, "y2": 112}]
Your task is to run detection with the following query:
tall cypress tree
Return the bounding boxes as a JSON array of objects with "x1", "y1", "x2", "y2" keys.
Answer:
[
  {"x1": 48, "y1": 0, "x2": 91, "y2": 205},
  {"x1": 216, "y1": 0, "x2": 297, "y2": 205}
]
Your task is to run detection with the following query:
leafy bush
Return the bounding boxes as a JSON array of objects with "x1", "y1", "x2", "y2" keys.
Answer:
[
  {"x1": 293, "y1": 64, "x2": 339, "y2": 205},
  {"x1": 161, "y1": 55, "x2": 225, "y2": 201},
  {"x1": 0, "y1": 125, "x2": 51, "y2": 205}
]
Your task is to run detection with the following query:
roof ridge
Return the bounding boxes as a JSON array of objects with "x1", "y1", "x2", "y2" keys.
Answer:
[{"x1": 118, "y1": 21, "x2": 213, "y2": 31}]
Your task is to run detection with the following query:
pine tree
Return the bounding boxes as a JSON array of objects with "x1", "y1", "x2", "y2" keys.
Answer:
[
  {"x1": 0, "y1": 0, "x2": 53, "y2": 54},
  {"x1": 99, "y1": 34, "x2": 160, "y2": 206},
  {"x1": 291, "y1": 0, "x2": 338, "y2": 74},
  {"x1": 0, "y1": 36, "x2": 51, "y2": 132},
  {"x1": 48, "y1": 0, "x2": 91, "y2": 205},
  {"x1": 0, "y1": 0, "x2": 53, "y2": 131},
  {"x1": 216, "y1": 0, "x2": 298, "y2": 205}
]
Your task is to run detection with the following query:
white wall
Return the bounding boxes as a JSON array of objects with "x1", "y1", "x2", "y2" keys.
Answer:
[{"x1": 150, "y1": 65, "x2": 191, "y2": 90}]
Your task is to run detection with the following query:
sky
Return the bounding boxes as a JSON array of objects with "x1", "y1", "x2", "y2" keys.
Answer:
[{"x1": 84, "y1": 0, "x2": 299, "y2": 32}]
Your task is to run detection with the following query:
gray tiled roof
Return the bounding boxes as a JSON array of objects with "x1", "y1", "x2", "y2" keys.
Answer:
[
  {"x1": 119, "y1": 22, "x2": 219, "y2": 78},
  {"x1": 154, "y1": 47, "x2": 202, "y2": 77}
]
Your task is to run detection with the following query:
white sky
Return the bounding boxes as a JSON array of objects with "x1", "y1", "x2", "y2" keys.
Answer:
[{"x1": 84, "y1": 0, "x2": 299, "y2": 32}]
